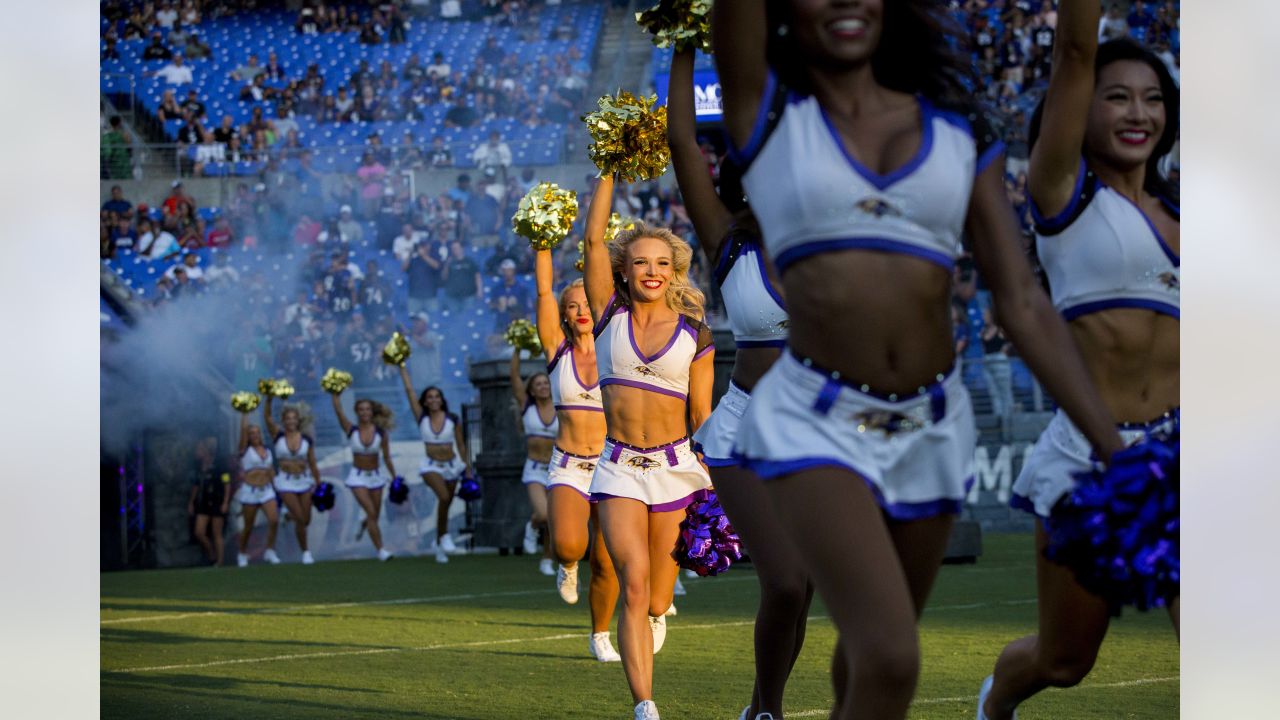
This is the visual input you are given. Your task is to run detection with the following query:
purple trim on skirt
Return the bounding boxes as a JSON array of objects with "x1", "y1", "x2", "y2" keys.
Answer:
[{"x1": 591, "y1": 488, "x2": 710, "y2": 513}]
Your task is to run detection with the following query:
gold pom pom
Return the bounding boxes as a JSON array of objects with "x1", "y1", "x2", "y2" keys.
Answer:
[
  {"x1": 605, "y1": 212, "x2": 640, "y2": 243},
  {"x1": 271, "y1": 379, "x2": 296, "y2": 398},
  {"x1": 320, "y1": 368, "x2": 354, "y2": 395},
  {"x1": 504, "y1": 318, "x2": 543, "y2": 356},
  {"x1": 381, "y1": 331, "x2": 412, "y2": 366},
  {"x1": 257, "y1": 378, "x2": 273, "y2": 396},
  {"x1": 512, "y1": 182, "x2": 579, "y2": 251},
  {"x1": 636, "y1": 0, "x2": 714, "y2": 54},
  {"x1": 231, "y1": 391, "x2": 261, "y2": 413},
  {"x1": 581, "y1": 91, "x2": 671, "y2": 183}
]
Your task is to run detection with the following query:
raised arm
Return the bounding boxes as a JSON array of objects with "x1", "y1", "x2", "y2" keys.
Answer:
[
  {"x1": 1027, "y1": 0, "x2": 1100, "y2": 217},
  {"x1": 712, "y1": 0, "x2": 769, "y2": 151},
  {"x1": 668, "y1": 48, "x2": 733, "y2": 261},
  {"x1": 509, "y1": 351, "x2": 530, "y2": 408},
  {"x1": 330, "y1": 391, "x2": 353, "y2": 435},
  {"x1": 398, "y1": 364, "x2": 424, "y2": 422},
  {"x1": 966, "y1": 160, "x2": 1123, "y2": 462},
  {"x1": 262, "y1": 394, "x2": 280, "y2": 438},
  {"x1": 534, "y1": 249, "x2": 565, "y2": 353},
  {"x1": 380, "y1": 430, "x2": 396, "y2": 478},
  {"x1": 582, "y1": 174, "x2": 616, "y2": 319},
  {"x1": 237, "y1": 411, "x2": 250, "y2": 454}
]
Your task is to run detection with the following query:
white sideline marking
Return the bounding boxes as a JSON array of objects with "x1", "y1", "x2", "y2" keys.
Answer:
[
  {"x1": 788, "y1": 675, "x2": 1179, "y2": 717},
  {"x1": 100, "y1": 588, "x2": 557, "y2": 625},
  {"x1": 106, "y1": 596, "x2": 1041, "y2": 674}
]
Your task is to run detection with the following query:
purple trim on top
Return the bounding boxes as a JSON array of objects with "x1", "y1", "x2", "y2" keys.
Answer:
[
  {"x1": 600, "y1": 377, "x2": 687, "y2": 401},
  {"x1": 569, "y1": 347, "x2": 600, "y2": 391},
  {"x1": 820, "y1": 96, "x2": 935, "y2": 191},
  {"x1": 556, "y1": 404, "x2": 605, "y2": 413},
  {"x1": 629, "y1": 313, "x2": 685, "y2": 364},
  {"x1": 694, "y1": 343, "x2": 715, "y2": 361},
  {"x1": 592, "y1": 292, "x2": 627, "y2": 337},
  {"x1": 712, "y1": 232, "x2": 739, "y2": 286},
  {"x1": 975, "y1": 140, "x2": 1006, "y2": 177},
  {"x1": 751, "y1": 243, "x2": 789, "y2": 312},
  {"x1": 1030, "y1": 158, "x2": 1090, "y2": 233},
  {"x1": 1100, "y1": 183, "x2": 1180, "y2": 267},
  {"x1": 1061, "y1": 298, "x2": 1180, "y2": 322},
  {"x1": 546, "y1": 340, "x2": 570, "y2": 373},
  {"x1": 736, "y1": 339, "x2": 788, "y2": 349},
  {"x1": 726, "y1": 69, "x2": 778, "y2": 166},
  {"x1": 774, "y1": 237, "x2": 955, "y2": 273}
]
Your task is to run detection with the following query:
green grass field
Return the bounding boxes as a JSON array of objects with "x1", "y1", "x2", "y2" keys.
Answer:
[{"x1": 101, "y1": 533, "x2": 1178, "y2": 719}]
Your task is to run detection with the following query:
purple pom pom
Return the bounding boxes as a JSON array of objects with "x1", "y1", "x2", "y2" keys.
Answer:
[
  {"x1": 1044, "y1": 426, "x2": 1179, "y2": 614},
  {"x1": 673, "y1": 491, "x2": 744, "y2": 577},
  {"x1": 388, "y1": 476, "x2": 409, "y2": 505},
  {"x1": 312, "y1": 481, "x2": 336, "y2": 512},
  {"x1": 457, "y1": 472, "x2": 482, "y2": 501}
]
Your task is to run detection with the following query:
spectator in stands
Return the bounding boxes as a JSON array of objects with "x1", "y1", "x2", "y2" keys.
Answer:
[
  {"x1": 206, "y1": 216, "x2": 234, "y2": 249},
  {"x1": 359, "y1": 20, "x2": 382, "y2": 44},
  {"x1": 162, "y1": 180, "x2": 197, "y2": 220},
  {"x1": 354, "y1": 84, "x2": 382, "y2": 121},
  {"x1": 471, "y1": 131, "x2": 513, "y2": 172},
  {"x1": 405, "y1": 237, "x2": 444, "y2": 315},
  {"x1": 174, "y1": 110, "x2": 204, "y2": 166},
  {"x1": 336, "y1": 205, "x2": 365, "y2": 245},
  {"x1": 441, "y1": 240, "x2": 481, "y2": 313},
  {"x1": 426, "y1": 51, "x2": 451, "y2": 80},
  {"x1": 107, "y1": 216, "x2": 137, "y2": 256},
  {"x1": 1099, "y1": 3, "x2": 1129, "y2": 41},
  {"x1": 102, "y1": 36, "x2": 121, "y2": 61},
  {"x1": 101, "y1": 185, "x2": 134, "y2": 222},
  {"x1": 356, "y1": 152, "x2": 388, "y2": 219},
  {"x1": 156, "y1": 89, "x2": 183, "y2": 122},
  {"x1": 464, "y1": 171, "x2": 503, "y2": 244},
  {"x1": 263, "y1": 51, "x2": 288, "y2": 81},
  {"x1": 334, "y1": 86, "x2": 355, "y2": 122},
  {"x1": 488, "y1": 258, "x2": 530, "y2": 325},
  {"x1": 155, "y1": 1, "x2": 178, "y2": 29},
  {"x1": 296, "y1": 3, "x2": 319, "y2": 34},
  {"x1": 396, "y1": 131, "x2": 424, "y2": 170},
  {"x1": 440, "y1": 0, "x2": 463, "y2": 20},
  {"x1": 137, "y1": 217, "x2": 180, "y2": 260},
  {"x1": 240, "y1": 74, "x2": 273, "y2": 103},
  {"x1": 231, "y1": 54, "x2": 265, "y2": 83},
  {"x1": 154, "y1": 53, "x2": 194, "y2": 86},
  {"x1": 979, "y1": 308, "x2": 1013, "y2": 422},
  {"x1": 142, "y1": 32, "x2": 172, "y2": 61},
  {"x1": 184, "y1": 29, "x2": 211, "y2": 59},
  {"x1": 179, "y1": 0, "x2": 199, "y2": 25},
  {"x1": 192, "y1": 129, "x2": 226, "y2": 176},
  {"x1": 393, "y1": 223, "x2": 424, "y2": 264},
  {"x1": 428, "y1": 135, "x2": 453, "y2": 167},
  {"x1": 181, "y1": 89, "x2": 206, "y2": 120},
  {"x1": 168, "y1": 20, "x2": 190, "y2": 51},
  {"x1": 165, "y1": 252, "x2": 205, "y2": 284},
  {"x1": 443, "y1": 94, "x2": 477, "y2": 129},
  {"x1": 406, "y1": 312, "x2": 444, "y2": 384}
]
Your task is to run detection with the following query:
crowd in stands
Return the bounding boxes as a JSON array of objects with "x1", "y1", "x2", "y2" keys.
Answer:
[{"x1": 102, "y1": 0, "x2": 1179, "y2": 426}]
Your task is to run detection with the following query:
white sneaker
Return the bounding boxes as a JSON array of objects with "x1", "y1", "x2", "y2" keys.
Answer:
[
  {"x1": 589, "y1": 631, "x2": 621, "y2": 662},
  {"x1": 435, "y1": 545, "x2": 449, "y2": 564},
  {"x1": 523, "y1": 521, "x2": 539, "y2": 555},
  {"x1": 649, "y1": 614, "x2": 667, "y2": 654},
  {"x1": 301, "y1": 551, "x2": 315, "y2": 565},
  {"x1": 377, "y1": 548, "x2": 393, "y2": 562},
  {"x1": 263, "y1": 548, "x2": 281, "y2": 565},
  {"x1": 539, "y1": 558, "x2": 556, "y2": 576},
  {"x1": 633, "y1": 700, "x2": 660, "y2": 720},
  {"x1": 236, "y1": 554, "x2": 248, "y2": 568},
  {"x1": 977, "y1": 675, "x2": 1016, "y2": 720},
  {"x1": 673, "y1": 577, "x2": 687, "y2": 596},
  {"x1": 739, "y1": 707, "x2": 750, "y2": 720},
  {"x1": 557, "y1": 563, "x2": 580, "y2": 604},
  {"x1": 683, "y1": 569, "x2": 699, "y2": 579},
  {"x1": 439, "y1": 534, "x2": 458, "y2": 554},
  {"x1": 663, "y1": 603, "x2": 677, "y2": 617}
]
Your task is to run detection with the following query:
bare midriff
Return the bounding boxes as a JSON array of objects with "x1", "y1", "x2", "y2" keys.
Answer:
[
  {"x1": 1068, "y1": 310, "x2": 1179, "y2": 423},
  {"x1": 277, "y1": 459, "x2": 307, "y2": 475},
  {"x1": 554, "y1": 408, "x2": 607, "y2": 457},
  {"x1": 243, "y1": 467, "x2": 274, "y2": 487},
  {"x1": 352, "y1": 454, "x2": 380, "y2": 471},
  {"x1": 784, "y1": 251, "x2": 955, "y2": 393},
  {"x1": 602, "y1": 386, "x2": 688, "y2": 448},
  {"x1": 425, "y1": 443, "x2": 456, "y2": 462},
  {"x1": 527, "y1": 436, "x2": 554, "y2": 463}
]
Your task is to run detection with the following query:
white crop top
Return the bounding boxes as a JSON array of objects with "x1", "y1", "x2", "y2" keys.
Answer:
[
  {"x1": 547, "y1": 341, "x2": 604, "y2": 412},
  {"x1": 273, "y1": 432, "x2": 312, "y2": 465},
  {"x1": 348, "y1": 426, "x2": 383, "y2": 457},
  {"x1": 1033, "y1": 160, "x2": 1179, "y2": 321},
  {"x1": 712, "y1": 226, "x2": 788, "y2": 348},
  {"x1": 419, "y1": 413, "x2": 458, "y2": 445},
  {"x1": 594, "y1": 293, "x2": 714, "y2": 402},
  {"x1": 731, "y1": 70, "x2": 1003, "y2": 273},
  {"x1": 240, "y1": 445, "x2": 274, "y2": 472},
  {"x1": 522, "y1": 401, "x2": 559, "y2": 438}
]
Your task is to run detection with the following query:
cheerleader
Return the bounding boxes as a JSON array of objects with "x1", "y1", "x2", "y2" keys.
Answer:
[
  {"x1": 263, "y1": 395, "x2": 322, "y2": 565},
  {"x1": 713, "y1": 3, "x2": 1124, "y2": 717},
  {"x1": 980, "y1": 3, "x2": 1180, "y2": 717},
  {"x1": 533, "y1": 255, "x2": 621, "y2": 662},
  {"x1": 510, "y1": 354, "x2": 558, "y2": 575},
  {"x1": 329, "y1": 389, "x2": 396, "y2": 561},
  {"x1": 667, "y1": 45, "x2": 811, "y2": 720},
  {"x1": 583, "y1": 174, "x2": 715, "y2": 720},
  {"x1": 397, "y1": 366, "x2": 473, "y2": 564},
  {"x1": 234, "y1": 412, "x2": 280, "y2": 567}
]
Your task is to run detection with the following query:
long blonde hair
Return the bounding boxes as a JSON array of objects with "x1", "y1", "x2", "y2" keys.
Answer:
[
  {"x1": 354, "y1": 398, "x2": 396, "y2": 431},
  {"x1": 558, "y1": 278, "x2": 587, "y2": 339},
  {"x1": 607, "y1": 222, "x2": 706, "y2": 321},
  {"x1": 280, "y1": 402, "x2": 315, "y2": 435}
]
